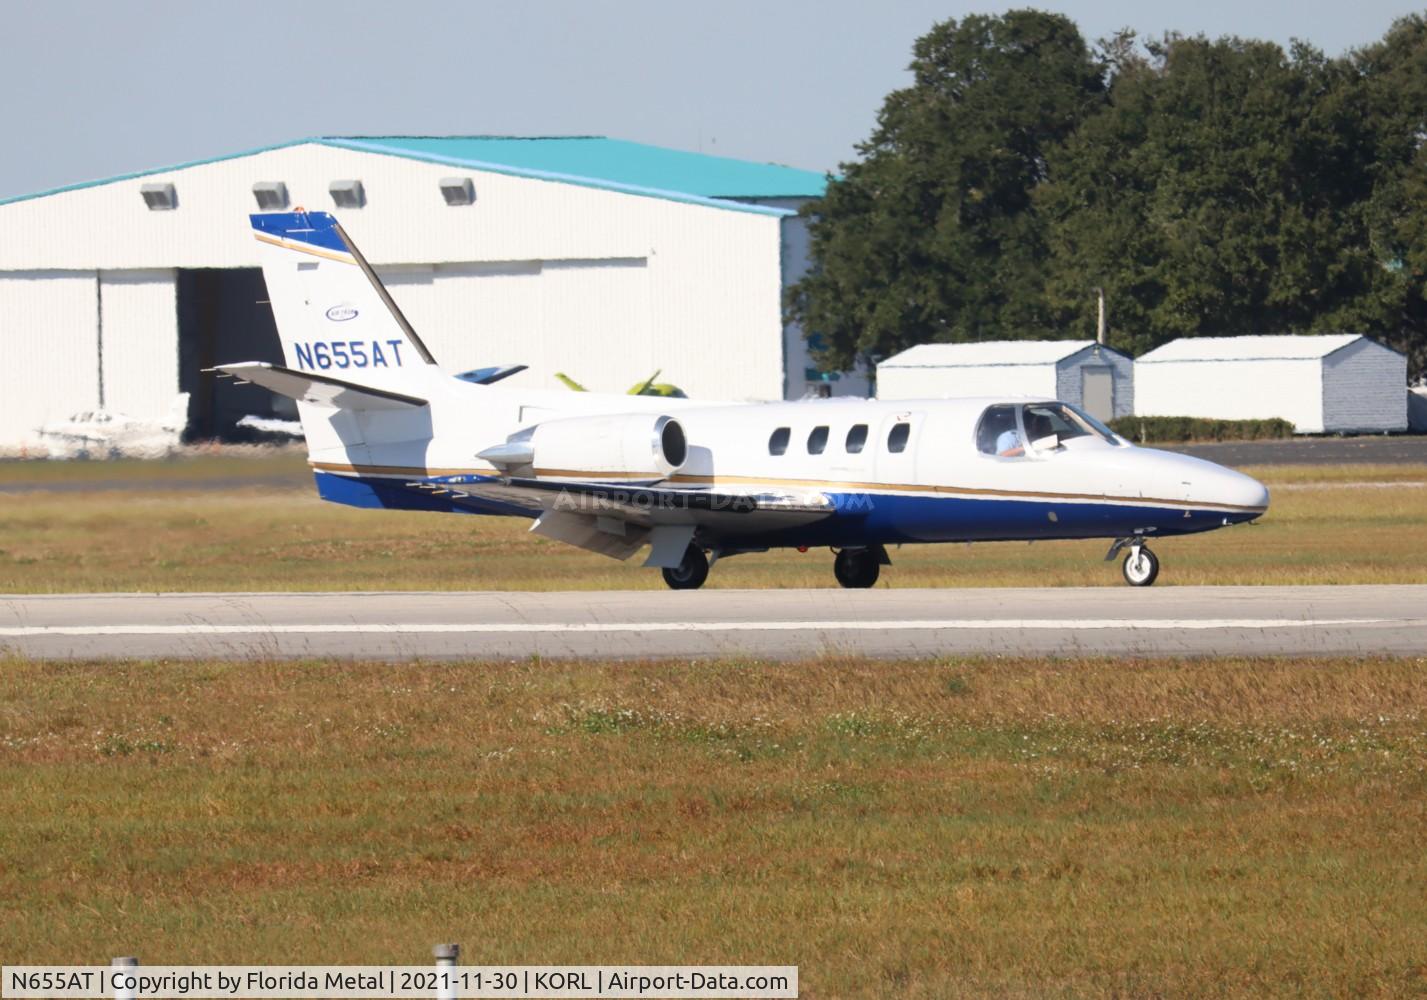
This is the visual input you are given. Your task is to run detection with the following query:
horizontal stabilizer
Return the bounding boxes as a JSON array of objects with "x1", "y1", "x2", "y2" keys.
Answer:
[{"x1": 211, "y1": 362, "x2": 428, "y2": 410}]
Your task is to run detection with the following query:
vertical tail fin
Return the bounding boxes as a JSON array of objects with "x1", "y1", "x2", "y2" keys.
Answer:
[
  {"x1": 251, "y1": 211, "x2": 439, "y2": 394},
  {"x1": 248, "y1": 211, "x2": 440, "y2": 461}
]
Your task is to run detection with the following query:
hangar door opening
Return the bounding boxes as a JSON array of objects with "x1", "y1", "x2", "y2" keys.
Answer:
[{"x1": 177, "y1": 269, "x2": 287, "y2": 440}]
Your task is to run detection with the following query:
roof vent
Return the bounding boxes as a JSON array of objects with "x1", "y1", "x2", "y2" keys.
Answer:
[
  {"x1": 439, "y1": 177, "x2": 475, "y2": 206},
  {"x1": 252, "y1": 181, "x2": 289, "y2": 210},
  {"x1": 140, "y1": 182, "x2": 177, "y2": 211},
  {"x1": 329, "y1": 179, "x2": 366, "y2": 209}
]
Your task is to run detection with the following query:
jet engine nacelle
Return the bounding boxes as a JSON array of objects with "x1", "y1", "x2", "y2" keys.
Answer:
[{"x1": 483, "y1": 413, "x2": 688, "y2": 480}]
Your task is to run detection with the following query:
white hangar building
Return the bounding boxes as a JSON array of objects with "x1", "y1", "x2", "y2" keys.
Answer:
[
  {"x1": 875, "y1": 340, "x2": 1134, "y2": 422},
  {"x1": 1135, "y1": 334, "x2": 1407, "y2": 434},
  {"x1": 0, "y1": 135, "x2": 850, "y2": 447}
]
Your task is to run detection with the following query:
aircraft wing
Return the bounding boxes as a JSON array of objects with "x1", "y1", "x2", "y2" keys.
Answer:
[{"x1": 405, "y1": 475, "x2": 837, "y2": 566}]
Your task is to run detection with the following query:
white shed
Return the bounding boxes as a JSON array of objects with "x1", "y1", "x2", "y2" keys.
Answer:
[
  {"x1": 1410, "y1": 384, "x2": 1427, "y2": 432},
  {"x1": 1134, "y1": 334, "x2": 1407, "y2": 434},
  {"x1": 0, "y1": 135, "x2": 858, "y2": 450},
  {"x1": 875, "y1": 340, "x2": 1134, "y2": 422}
]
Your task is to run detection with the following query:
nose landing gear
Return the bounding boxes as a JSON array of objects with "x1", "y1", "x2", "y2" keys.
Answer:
[
  {"x1": 1121, "y1": 544, "x2": 1159, "y2": 586},
  {"x1": 1107, "y1": 536, "x2": 1160, "y2": 587}
]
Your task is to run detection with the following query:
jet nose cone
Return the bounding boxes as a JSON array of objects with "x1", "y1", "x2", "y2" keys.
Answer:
[
  {"x1": 1247, "y1": 476, "x2": 1270, "y2": 511},
  {"x1": 1220, "y1": 468, "x2": 1269, "y2": 514}
]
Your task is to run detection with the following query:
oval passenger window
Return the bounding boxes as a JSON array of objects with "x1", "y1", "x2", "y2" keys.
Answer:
[
  {"x1": 807, "y1": 426, "x2": 829, "y2": 454},
  {"x1": 845, "y1": 424, "x2": 868, "y2": 453},
  {"x1": 768, "y1": 427, "x2": 791, "y2": 456},
  {"x1": 887, "y1": 423, "x2": 910, "y2": 453}
]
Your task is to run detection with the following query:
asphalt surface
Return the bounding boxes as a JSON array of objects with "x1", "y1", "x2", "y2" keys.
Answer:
[
  {"x1": 1165, "y1": 435, "x2": 1427, "y2": 465},
  {"x1": 0, "y1": 475, "x2": 308, "y2": 494},
  {"x1": 2, "y1": 586, "x2": 1423, "y2": 660}
]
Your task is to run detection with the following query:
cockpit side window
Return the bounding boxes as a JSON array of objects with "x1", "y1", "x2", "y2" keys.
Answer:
[
  {"x1": 976, "y1": 405, "x2": 1024, "y2": 457},
  {"x1": 977, "y1": 402, "x2": 1121, "y2": 457}
]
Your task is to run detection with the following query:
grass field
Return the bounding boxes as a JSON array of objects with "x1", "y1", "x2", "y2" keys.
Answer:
[
  {"x1": 2, "y1": 655, "x2": 1425, "y2": 996},
  {"x1": 1, "y1": 459, "x2": 1423, "y2": 591}
]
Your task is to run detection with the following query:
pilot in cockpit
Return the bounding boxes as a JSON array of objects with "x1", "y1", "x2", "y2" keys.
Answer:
[
  {"x1": 981, "y1": 408, "x2": 1024, "y2": 457},
  {"x1": 995, "y1": 424, "x2": 1024, "y2": 457}
]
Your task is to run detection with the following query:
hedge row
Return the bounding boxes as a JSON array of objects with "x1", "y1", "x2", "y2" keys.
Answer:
[{"x1": 1107, "y1": 415, "x2": 1296, "y2": 443}]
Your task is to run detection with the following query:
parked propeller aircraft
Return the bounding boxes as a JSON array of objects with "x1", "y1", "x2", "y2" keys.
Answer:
[
  {"x1": 37, "y1": 393, "x2": 190, "y2": 459},
  {"x1": 215, "y1": 211, "x2": 1269, "y2": 589}
]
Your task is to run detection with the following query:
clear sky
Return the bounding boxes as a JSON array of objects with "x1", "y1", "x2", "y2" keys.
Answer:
[{"x1": 1, "y1": 0, "x2": 1420, "y2": 200}]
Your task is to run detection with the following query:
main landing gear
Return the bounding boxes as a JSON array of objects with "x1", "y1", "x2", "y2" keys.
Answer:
[
  {"x1": 661, "y1": 544, "x2": 709, "y2": 590},
  {"x1": 660, "y1": 544, "x2": 891, "y2": 591},
  {"x1": 833, "y1": 546, "x2": 886, "y2": 589},
  {"x1": 1107, "y1": 536, "x2": 1160, "y2": 587},
  {"x1": 833, "y1": 548, "x2": 879, "y2": 589}
]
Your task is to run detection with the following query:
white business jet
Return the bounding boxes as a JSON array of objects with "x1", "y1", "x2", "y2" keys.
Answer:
[{"x1": 215, "y1": 211, "x2": 1268, "y2": 589}]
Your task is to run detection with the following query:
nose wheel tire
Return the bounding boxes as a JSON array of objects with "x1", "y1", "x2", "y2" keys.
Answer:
[
  {"x1": 834, "y1": 548, "x2": 881, "y2": 589},
  {"x1": 1122, "y1": 546, "x2": 1160, "y2": 587},
  {"x1": 662, "y1": 544, "x2": 710, "y2": 590}
]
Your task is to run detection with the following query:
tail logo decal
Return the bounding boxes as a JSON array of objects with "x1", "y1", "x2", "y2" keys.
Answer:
[{"x1": 325, "y1": 304, "x2": 359, "y2": 322}]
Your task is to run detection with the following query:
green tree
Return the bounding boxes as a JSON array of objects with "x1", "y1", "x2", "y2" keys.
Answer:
[
  {"x1": 1355, "y1": 14, "x2": 1427, "y2": 377},
  {"x1": 787, "y1": 10, "x2": 1106, "y2": 371},
  {"x1": 1039, "y1": 34, "x2": 1381, "y2": 356}
]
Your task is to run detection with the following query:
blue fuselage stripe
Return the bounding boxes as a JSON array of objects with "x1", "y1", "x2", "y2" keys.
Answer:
[{"x1": 313, "y1": 472, "x2": 1254, "y2": 547}]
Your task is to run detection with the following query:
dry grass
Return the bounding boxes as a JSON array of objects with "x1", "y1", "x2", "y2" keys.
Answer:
[
  {"x1": 0, "y1": 452, "x2": 310, "y2": 485},
  {"x1": 1236, "y1": 462, "x2": 1427, "y2": 484},
  {"x1": 2, "y1": 655, "x2": 1426, "y2": 996},
  {"x1": 0, "y1": 462, "x2": 1423, "y2": 591}
]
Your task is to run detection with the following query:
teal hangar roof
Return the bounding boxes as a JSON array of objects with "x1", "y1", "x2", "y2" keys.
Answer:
[
  {"x1": 0, "y1": 136, "x2": 828, "y2": 213},
  {"x1": 321, "y1": 136, "x2": 828, "y2": 202}
]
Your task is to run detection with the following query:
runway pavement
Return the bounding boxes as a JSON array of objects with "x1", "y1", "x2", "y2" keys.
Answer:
[
  {"x1": 1165, "y1": 434, "x2": 1427, "y2": 465},
  {"x1": 1, "y1": 586, "x2": 1424, "y2": 660}
]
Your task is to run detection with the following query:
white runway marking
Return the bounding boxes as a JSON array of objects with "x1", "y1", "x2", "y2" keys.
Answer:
[{"x1": 0, "y1": 618, "x2": 1394, "y2": 637}]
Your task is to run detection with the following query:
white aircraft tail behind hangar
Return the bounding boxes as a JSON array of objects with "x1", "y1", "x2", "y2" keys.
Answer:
[{"x1": 217, "y1": 211, "x2": 1269, "y2": 589}]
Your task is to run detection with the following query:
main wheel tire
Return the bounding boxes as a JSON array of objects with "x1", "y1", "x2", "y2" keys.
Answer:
[
  {"x1": 1122, "y1": 546, "x2": 1160, "y2": 587},
  {"x1": 662, "y1": 544, "x2": 710, "y2": 590},
  {"x1": 834, "y1": 548, "x2": 880, "y2": 589}
]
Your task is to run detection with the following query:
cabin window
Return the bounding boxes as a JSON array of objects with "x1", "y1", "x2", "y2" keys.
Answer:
[
  {"x1": 807, "y1": 426, "x2": 829, "y2": 454},
  {"x1": 887, "y1": 422, "x2": 910, "y2": 453},
  {"x1": 845, "y1": 424, "x2": 868, "y2": 453},
  {"x1": 768, "y1": 427, "x2": 791, "y2": 456}
]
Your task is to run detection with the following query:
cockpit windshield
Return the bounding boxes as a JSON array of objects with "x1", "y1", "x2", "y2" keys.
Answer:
[{"x1": 975, "y1": 402, "x2": 1122, "y2": 457}]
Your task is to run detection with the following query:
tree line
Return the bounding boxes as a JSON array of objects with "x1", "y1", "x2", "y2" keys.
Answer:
[{"x1": 787, "y1": 10, "x2": 1427, "y2": 379}]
